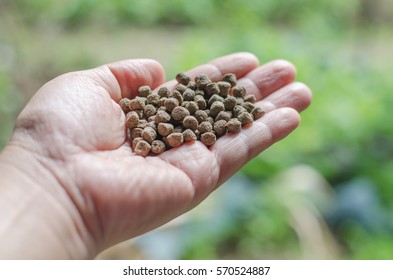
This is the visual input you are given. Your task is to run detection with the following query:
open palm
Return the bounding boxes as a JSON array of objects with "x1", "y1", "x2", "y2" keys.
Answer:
[{"x1": 11, "y1": 53, "x2": 311, "y2": 256}]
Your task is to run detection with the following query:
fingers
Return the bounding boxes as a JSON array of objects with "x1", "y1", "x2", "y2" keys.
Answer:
[
  {"x1": 256, "y1": 82, "x2": 313, "y2": 113},
  {"x1": 237, "y1": 59, "x2": 297, "y2": 101},
  {"x1": 98, "y1": 59, "x2": 166, "y2": 101},
  {"x1": 213, "y1": 107, "x2": 301, "y2": 185},
  {"x1": 155, "y1": 52, "x2": 260, "y2": 91}
]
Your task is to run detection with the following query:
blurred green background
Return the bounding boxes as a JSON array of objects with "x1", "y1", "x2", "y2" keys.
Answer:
[{"x1": 1, "y1": 0, "x2": 393, "y2": 259}]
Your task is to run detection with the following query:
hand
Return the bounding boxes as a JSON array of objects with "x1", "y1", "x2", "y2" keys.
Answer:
[{"x1": 0, "y1": 52, "x2": 311, "y2": 259}]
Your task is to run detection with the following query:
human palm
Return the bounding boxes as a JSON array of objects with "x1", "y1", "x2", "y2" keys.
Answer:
[{"x1": 9, "y1": 53, "x2": 311, "y2": 257}]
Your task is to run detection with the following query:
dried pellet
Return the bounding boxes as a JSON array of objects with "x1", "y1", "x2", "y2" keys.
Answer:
[
  {"x1": 195, "y1": 74, "x2": 211, "y2": 90},
  {"x1": 167, "y1": 132, "x2": 184, "y2": 147},
  {"x1": 201, "y1": 132, "x2": 216, "y2": 146},
  {"x1": 132, "y1": 137, "x2": 142, "y2": 150},
  {"x1": 158, "y1": 87, "x2": 171, "y2": 98},
  {"x1": 233, "y1": 86, "x2": 246, "y2": 98},
  {"x1": 183, "y1": 116, "x2": 198, "y2": 131},
  {"x1": 126, "y1": 111, "x2": 139, "y2": 129},
  {"x1": 223, "y1": 96, "x2": 237, "y2": 111},
  {"x1": 130, "y1": 128, "x2": 143, "y2": 139},
  {"x1": 171, "y1": 106, "x2": 190, "y2": 121},
  {"x1": 205, "y1": 82, "x2": 220, "y2": 95},
  {"x1": 134, "y1": 140, "x2": 151, "y2": 156},
  {"x1": 142, "y1": 126, "x2": 157, "y2": 143},
  {"x1": 146, "y1": 93, "x2": 160, "y2": 106},
  {"x1": 226, "y1": 118, "x2": 242, "y2": 133},
  {"x1": 199, "y1": 121, "x2": 213, "y2": 134},
  {"x1": 194, "y1": 110, "x2": 208, "y2": 123},
  {"x1": 157, "y1": 122, "x2": 174, "y2": 137},
  {"x1": 138, "y1": 85, "x2": 152, "y2": 97},
  {"x1": 188, "y1": 81, "x2": 196, "y2": 90},
  {"x1": 238, "y1": 112, "x2": 253, "y2": 126},
  {"x1": 183, "y1": 88, "x2": 195, "y2": 101},
  {"x1": 155, "y1": 110, "x2": 171, "y2": 124},
  {"x1": 251, "y1": 107, "x2": 265, "y2": 120},
  {"x1": 215, "y1": 110, "x2": 232, "y2": 122},
  {"x1": 176, "y1": 72, "x2": 191, "y2": 85},
  {"x1": 244, "y1": 94, "x2": 256, "y2": 103},
  {"x1": 214, "y1": 120, "x2": 227, "y2": 137},
  {"x1": 119, "y1": 98, "x2": 131, "y2": 113},
  {"x1": 223, "y1": 73, "x2": 237, "y2": 87},
  {"x1": 184, "y1": 101, "x2": 198, "y2": 115},
  {"x1": 210, "y1": 101, "x2": 225, "y2": 118},
  {"x1": 194, "y1": 95, "x2": 207, "y2": 110},
  {"x1": 183, "y1": 129, "x2": 197, "y2": 142},
  {"x1": 208, "y1": 94, "x2": 225, "y2": 107},
  {"x1": 137, "y1": 119, "x2": 148, "y2": 129},
  {"x1": 171, "y1": 90, "x2": 184, "y2": 104},
  {"x1": 151, "y1": 140, "x2": 166, "y2": 154},
  {"x1": 233, "y1": 105, "x2": 247, "y2": 117},
  {"x1": 175, "y1": 84, "x2": 187, "y2": 94},
  {"x1": 243, "y1": 102, "x2": 255, "y2": 113},
  {"x1": 129, "y1": 97, "x2": 145, "y2": 110},
  {"x1": 164, "y1": 97, "x2": 179, "y2": 112},
  {"x1": 144, "y1": 104, "x2": 156, "y2": 118},
  {"x1": 217, "y1": 81, "x2": 231, "y2": 97}
]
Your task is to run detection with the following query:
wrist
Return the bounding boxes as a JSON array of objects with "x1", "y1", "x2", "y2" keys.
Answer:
[{"x1": 0, "y1": 140, "x2": 95, "y2": 259}]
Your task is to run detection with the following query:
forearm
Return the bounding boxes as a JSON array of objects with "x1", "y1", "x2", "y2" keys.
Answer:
[{"x1": 0, "y1": 143, "x2": 93, "y2": 259}]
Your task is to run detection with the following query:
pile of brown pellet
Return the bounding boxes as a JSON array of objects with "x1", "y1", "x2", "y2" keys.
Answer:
[{"x1": 119, "y1": 73, "x2": 265, "y2": 156}]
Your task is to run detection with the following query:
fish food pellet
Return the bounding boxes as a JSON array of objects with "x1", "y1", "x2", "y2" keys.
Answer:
[
  {"x1": 151, "y1": 140, "x2": 166, "y2": 154},
  {"x1": 120, "y1": 71, "x2": 260, "y2": 156},
  {"x1": 138, "y1": 86, "x2": 152, "y2": 97},
  {"x1": 167, "y1": 132, "x2": 184, "y2": 147},
  {"x1": 157, "y1": 122, "x2": 174, "y2": 136},
  {"x1": 176, "y1": 72, "x2": 191, "y2": 85},
  {"x1": 238, "y1": 112, "x2": 253, "y2": 127},
  {"x1": 226, "y1": 118, "x2": 242, "y2": 133},
  {"x1": 183, "y1": 116, "x2": 198, "y2": 131},
  {"x1": 142, "y1": 126, "x2": 157, "y2": 143},
  {"x1": 134, "y1": 140, "x2": 151, "y2": 156},
  {"x1": 126, "y1": 111, "x2": 139, "y2": 129},
  {"x1": 119, "y1": 98, "x2": 131, "y2": 113},
  {"x1": 201, "y1": 132, "x2": 216, "y2": 146},
  {"x1": 251, "y1": 107, "x2": 265, "y2": 120},
  {"x1": 233, "y1": 86, "x2": 246, "y2": 98},
  {"x1": 171, "y1": 106, "x2": 190, "y2": 121},
  {"x1": 223, "y1": 73, "x2": 237, "y2": 87},
  {"x1": 214, "y1": 119, "x2": 227, "y2": 137},
  {"x1": 183, "y1": 129, "x2": 197, "y2": 142}
]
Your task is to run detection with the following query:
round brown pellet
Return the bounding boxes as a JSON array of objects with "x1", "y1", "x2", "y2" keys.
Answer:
[
  {"x1": 158, "y1": 87, "x2": 171, "y2": 98},
  {"x1": 183, "y1": 116, "x2": 199, "y2": 131},
  {"x1": 232, "y1": 86, "x2": 246, "y2": 98},
  {"x1": 170, "y1": 90, "x2": 184, "y2": 104},
  {"x1": 138, "y1": 85, "x2": 152, "y2": 97},
  {"x1": 198, "y1": 121, "x2": 213, "y2": 134},
  {"x1": 195, "y1": 74, "x2": 211, "y2": 90},
  {"x1": 184, "y1": 101, "x2": 198, "y2": 115},
  {"x1": 146, "y1": 93, "x2": 160, "y2": 106},
  {"x1": 210, "y1": 101, "x2": 225, "y2": 118},
  {"x1": 157, "y1": 122, "x2": 174, "y2": 137},
  {"x1": 130, "y1": 128, "x2": 143, "y2": 139},
  {"x1": 176, "y1": 72, "x2": 191, "y2": 85},
  {"x1": 226, "y1": 118, "x2": 242, "y2": 133},
  {"x1": 151, "y1": 140, "x2": 166, "y2": 154},
  {"x1": 205, "y1": 82, "x2": 220, "y2": 95},
  {"x1": 194, "y1": 95, "x2": 207, "y2": 110},
  {"x1": 171, "y1": 106, "x2": 190, "y2": 121},
  {"x1": 183, "y1": 129, "x2": 197, "y2": 142},
  {"x1": 208, "y1": 94, "x2": 225, "y2": 107},
  {"x1": 132, "y1": 137, "x2": 142, "y2": 150},
  {"x1": 142, "y1": 126, "x2": 157, "y2": 143},
  {"x1": 167, "y1": 132, "x2": 184, "y2": 147},
  {"x1": 201, "y1": 132, "x2": 216, "y2": 146},
  {"x1": 251, "y1": 107, "x2": 266, "y2": 120},
  {"x1": 155, "y1": 110, "x2": 171, "y2": 124},
  {"x1": 175, "y1": 84, "x2": 187, "y2": 94},
  {"x1": 223, "y1": 73, "x2": 237, "y2": 87},
  {"x1": 243, "y1": 102, "x2": 255, "y2": 113},
  {"x1": 129, "y1": 98, "x2": 145, "y2": 110},
  {"x1": 238, "y1": 112, "x2": 253, "y2": 127},
  {"x1": 244, "y1": 94, "x2": 257, "y2": 103},
  {"x1": 194, "y1": 110, "x2": 208, "y2": 123},
  {"x1": 126, "y1": 111, "x2": 139, "y2": 129},
  {"x1": 119, "y1": 98, "x2": 131, "y2": 113},
  {"x1": 134, "y1": 140, "x2": 151, "y2": 156},
  {"x1": 164, "y1": 97, "x2": 179, "y2": 112},
  {"x1": 144, "y1": 104, "x2": 156, "y2": 118},
  {"x1": 215, "y1": 110, "x2": 232, "y2": 122},
  {"x1": 183, "y1": 88, "x2": 195, "y2": 101},
  {"x1": 217, "y1": 81, "x2": 231, "y2": 97},
  {"x1": 214, "y1": 120, "x2": 227, "y2": 137},
  {"x1": 233, "y1": 105, "x2": 247, "y2": 117},
  {"x1": 223, "y1": 96, "x2": 237, "y2": 111}
]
